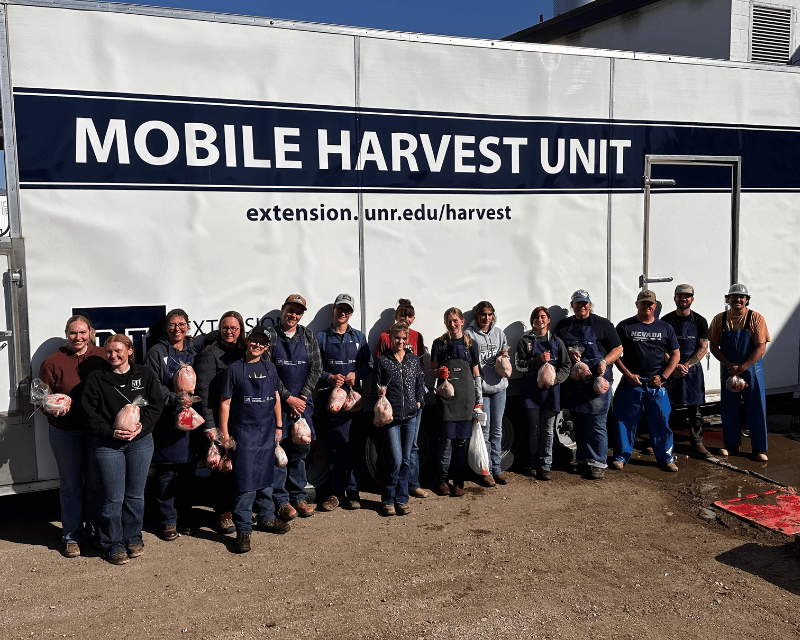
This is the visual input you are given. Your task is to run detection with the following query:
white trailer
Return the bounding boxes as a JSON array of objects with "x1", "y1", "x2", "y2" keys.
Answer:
[{"x1": 0, "y1": 0, "x2": 798, "y2": 494}]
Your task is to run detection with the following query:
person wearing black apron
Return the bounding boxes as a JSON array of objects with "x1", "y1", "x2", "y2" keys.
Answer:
[
  {"x1": 516, "y1": 307, "x2": 571, "y2": 481},
  {"x1": 430, "y1": 307, "x2": 483, "y2": 497},
  {"x1": 219, "y1": 326, "x2": 287, "y2": 554},
  {"x1": 264, "y1": 294, "x2": 322, "y2": 520},
  {"x1": 145, "y1": 309, "x2": 200, "y2": 541},
  {"x1": 316, "y1": 293, "x2": 373, "y2": 512},
  {"x1": 709, "y1": 284, "x2": 770, "y2": 461},
  {"x1": 555, "y1": 290, "x2": 623, "y2": 480},
  {"x1": 612, "y1": 290, "x2": 681, "y2": 472},
  {"x1": 661, "y1": 285, "x2": 711, "y2": 460}
]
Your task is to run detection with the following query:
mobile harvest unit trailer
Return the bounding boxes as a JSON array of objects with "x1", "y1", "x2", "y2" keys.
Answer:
[{"x1": 0, "y1": 0, "x2": 798, "y2": 494}]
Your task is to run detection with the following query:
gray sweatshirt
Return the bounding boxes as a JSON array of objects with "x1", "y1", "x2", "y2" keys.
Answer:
[{"x1": 464, "y1": 319, "x2": 509, "y2": 395}]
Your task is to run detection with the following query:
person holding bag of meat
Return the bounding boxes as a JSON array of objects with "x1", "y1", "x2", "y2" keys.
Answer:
[
  {"x1": 430, "y1": 307, "x2": 485, "y2": 497},
  {"x1": 317, "y1": 293, "x2": 373, "y2": 513},
  {"x1": 218, "y1": 325, "x2": 287, "y2": 554},
  {"x1": 81, "y1": 334, "x2": 164, "y2": 565},
  {"x1": 515, "y1": 306, "x2": 571, "y2": 480},
  {"x1": 262, "y1": 294, "x2": 322, "y2": 521},
  {"x1": 39, "y1": 314, "x2": 106, "y2": 558},
  {"x1": 145, "y1": 308, "x2": 200, "y2": 541},
  {"x1": 554, "y1": 290, "x2": 623, "y2": 480},
  {"x1": 464, "y1": 300, "x2": 510, "y2": 487},
  {"x1": 373, "y1": 322, "x2": 426, "y2": 516}
]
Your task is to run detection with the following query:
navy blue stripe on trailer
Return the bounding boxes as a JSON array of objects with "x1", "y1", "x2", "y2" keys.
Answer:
[{"x1": 13, "y1": 89, "x2": 800, "y2": 193}]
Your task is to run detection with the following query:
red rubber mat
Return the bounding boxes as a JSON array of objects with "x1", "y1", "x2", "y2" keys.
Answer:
[{"x1": 714, "y1": 489, "x2": 800, "y2": 536}]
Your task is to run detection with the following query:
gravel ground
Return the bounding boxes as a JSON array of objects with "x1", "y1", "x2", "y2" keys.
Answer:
[{"x1": 2, "y1": 450, "x2": 800, "y2": 640}]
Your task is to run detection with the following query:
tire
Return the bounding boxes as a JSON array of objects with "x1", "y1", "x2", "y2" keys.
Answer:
[{"x1": 499, "y1": 414, "x2": 515, "y2": 471}]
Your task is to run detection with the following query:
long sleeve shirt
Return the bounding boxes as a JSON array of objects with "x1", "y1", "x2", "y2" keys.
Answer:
[{"x1": 316, "y1": 325, "x2": 373, "y2": 386}]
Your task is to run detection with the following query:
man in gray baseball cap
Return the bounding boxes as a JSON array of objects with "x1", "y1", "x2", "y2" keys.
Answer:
[{"x1": 661, "y1": 284, "x2": 712, "y2": 459}]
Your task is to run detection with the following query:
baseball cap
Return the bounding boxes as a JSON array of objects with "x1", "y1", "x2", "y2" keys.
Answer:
[
  {"x1": 637, "y1": 290, "x2": 657, "y2": 304},
  {"x1": 674, "y1": 284, "x2": 694, "y2": 295},
  {"x1": 570, "y1": 289, "x2": 591, "y2": 304},
  {"x1": 248, "y1": 325, "x2": 271, "y2": 341},
  {"x1": 282, "y1": 294, "x2": 307, "y2": 310},
  {"x1": 334, "y1": 293, "x2": 355, "y2": 310}
]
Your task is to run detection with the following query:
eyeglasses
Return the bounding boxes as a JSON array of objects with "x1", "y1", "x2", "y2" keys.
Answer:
[
  {"x1": 729, "y1": 295, "x2": 747, "y2": 300},
  {"x1": 221, "y1": 326, "x2": 241, "y2": 333},
  {"x1": 167, "y1": 323, "x2": 188, "y2": 329}
]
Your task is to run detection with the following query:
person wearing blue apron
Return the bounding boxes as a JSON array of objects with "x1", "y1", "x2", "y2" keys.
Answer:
[
  {"x1": 709, "y1": 284, "x2": 770, "y2": 461},
  {"x1": 145, "y1": 309, "x2": 200, "y2": 541},
  {"x1": 555, "y1": 290, "x2": 623, "y2": 480},
  {"x1": 430, "y1": 307, "x2": 483, "y2": 497},
  {"x1": 219, "y1": 325, "x2": 287, "y2": 554},
  {"x1": 611, "y1": 290, "x2": 681, "y2": 472},
  {"x1": 316, "y1": 293, "x2": 373, "y2": 512},
  {"x1": 264, "y1": 294, "x2": 322, "y2": 521},
  {"x1": 516, "y1": 307, "x2": 571, "y2": 481},
  {"x1": 661, "y1": 285, "x2": 711, "y2": 460}
]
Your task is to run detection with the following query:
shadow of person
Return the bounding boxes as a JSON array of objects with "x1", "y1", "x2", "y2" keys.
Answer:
[{"x1": 716, "y1": 541, "x2": 800, "y2": 595}]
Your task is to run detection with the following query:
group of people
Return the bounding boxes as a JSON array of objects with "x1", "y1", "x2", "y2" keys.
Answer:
[{"x1": 39, "y1": 282, "x2": 770, "y2": 561}]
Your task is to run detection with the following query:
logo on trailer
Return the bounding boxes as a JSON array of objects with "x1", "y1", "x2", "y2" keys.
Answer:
[{"x1": 73, "y1": 305, "x2": 167, "y2": 362}]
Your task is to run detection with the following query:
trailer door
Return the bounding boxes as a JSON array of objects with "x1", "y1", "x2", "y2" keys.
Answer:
[{"x1": 641, "y1": 155, "x2": 741, "y2": 399}]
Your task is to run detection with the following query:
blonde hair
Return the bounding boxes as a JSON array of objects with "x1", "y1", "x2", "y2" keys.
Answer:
[
  {"x1": 389, "y1": 321, "x2": 410, "y2": 341},
  {"x1": 64, "y1": 314, "x2": 96, "y2": 343},
  {"x1": 440, "y1": 307, "x2": 471, "y2": 347}
]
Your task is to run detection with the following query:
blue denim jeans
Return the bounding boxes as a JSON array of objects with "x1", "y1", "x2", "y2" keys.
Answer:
[
  {"x1": 154, "y1": 462, "x2": 195, "y2": 528},
  {"x1": 572, "y1": 411, "x2": 609, "y2": 469},
  {"x1": 272, "y1": 438, "x2": 311, "y2": 506},
  {"x1": 527, "y1": 408, "x2": 557, "y2": 471},
  {"x1": 437, "y1": 437, "x2": 468, "y2": 484},
  {"x1": 92, "y1": 434, "x2": 154, "y2": 557},
  {"x1": 49, "y1": 425, "x2": 100, "y2": 544},
  {"x1": 482, "y1": 389, "x2": 506, "y2": 476},
  {"x1": 408, "y1": 412, "x2": 423, "y2": 491},
  {"x1": 328, "y1": 419, "x2": 361, "y2": 500},
  {"x1": 382, "y1": 417, "x2": 415, "y2": 506},
  {"x1": 233, "y1": 486, "x2": 274, "y2": 535},
  {"x1": 612, "y1": 383, "x2": 674, "y2": 464}
]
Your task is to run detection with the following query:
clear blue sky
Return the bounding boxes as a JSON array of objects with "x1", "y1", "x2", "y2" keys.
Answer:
[{"x1": 123, "y1": 0, "x2": 553, "y2": 39}]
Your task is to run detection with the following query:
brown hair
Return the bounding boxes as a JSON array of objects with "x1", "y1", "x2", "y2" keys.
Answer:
[
  {"x1": 395, "y1": 298, "x2": 415, "y2": 319},
  {"x1": 217, "y1": 311, "x2": 246, "y2": 350},
  {"x1": 64, "y1": 314, "x2": 96, "y2": 343},
  {"x1": 389, "y1": 321, "x2": 410, "y2": 341},
  {"x1": 103, "y1": 333, "x2": 135, "y2": 364},
  {"x1": 472, "y1": 300, "x2": 496, "y2": 324},
  {"x1": 440, "y1": 307, "x2": 471, "y2": 347},
  {"x1": 530, "y1": 306, "x2": 551, "y2": 327}
]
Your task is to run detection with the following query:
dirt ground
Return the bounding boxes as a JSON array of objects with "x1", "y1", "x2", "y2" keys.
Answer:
[{"x1": 2, "y1": 426, "x2": 800, "y2": 640}]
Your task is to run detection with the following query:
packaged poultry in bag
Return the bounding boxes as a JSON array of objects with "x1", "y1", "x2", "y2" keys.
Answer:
[
  {"x1": 175, "y1": 406, "x2": 205, "y2": 431},
  {"x1": 435, "y1": 379, "x2": 455, "y2": 398},
  {"x1": 567, "y1": 345, "x2": 585, "y2": 361},
  {"x1": 173, "y1": 362, "x2": 197, "y2": 395},
  {"x1": 495, "y1": 352, "x2": 512, "y2": 378},
  {"x1": 342, "y1": 389, "x2": 363, "y2": 412},
  {"x1": 327, "y1": 387, "x2": 347, "y2": 413},
  {"x1": 593, "y1": 376, "x2": 610, "y2": 395},
  {"x1": 537, "y1": 363, "x2": 556, "y2": 388},
  {"x1": 373, "y1": 385, "x2": 393, "y2": 426},
  {"x1": 467, "y1": 414, "x2": 490, "y2": 476},
  {"x1": 726, "y1": 375, "x2": 748, "y2": 392},
  {"x1": 570, "y1": 361, "x2": 592, "y2": 381},
  {"x1": 291, "y1": 417, "x2": 312, "y2": 444},
  {"x1": 218, "y1": 450, "x2": 233, "y2": 473},
  {"x1": 113, "y1": 396, "x2": 148, "y2": 432},
  {"x1": 206, "y1": 443, "x2": 221, "y2": 469},
  {"x1": 275, "y1": 443, "x2": 288, "y2": 467},
  {"x1": 30, "y1": 378, "x2": 73, "y2": 417}
]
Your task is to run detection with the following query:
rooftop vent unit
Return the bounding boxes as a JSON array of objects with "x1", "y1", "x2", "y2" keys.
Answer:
[{"x1": 751, "y1": 4, "x2": 792, "y2": 64}]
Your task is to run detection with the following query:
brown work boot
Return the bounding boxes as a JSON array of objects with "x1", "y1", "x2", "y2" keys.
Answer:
[
  {"x1": 409, "y1": 487, "x2": 429, "y2": 499},
  {"x1": 278, "y1": 503, "x2": 297, "y2": 522},
  {"x1": 218, "y1": 513, "x2": 235, "y2": 534},
  {"x1": 451, "y1": 483, "x2": 465, "y2": 497},
  {"x1": 235, "y1": 533, "x2": 251, "y2": 553},
  {"x1": 480, "y1": 475, "x2": 496, "y2": 487},
  {"x1": 162, "y1": 524, "x2": 178, "y2": 541},
  {"x1": 692, "y1": 441, "x2": 714, "y2": 460},
  {"x1": 662, "y1": 462, "x2": 679, "y2": 472},
  {"x1": 319, "y1": 495, "x2": 340, "y2": 512},
  {"x1": 494, "y1": 472, "x2": 509, "y2": 485},
  {"x1": 126, "y1": 544, "x2": 144, "y2": 559},
  {"x1": 435, "y1": 481, "x2": 450, "y2": 496},
  {"x1": 292, "y1": 500, "x2": 315, "y2": 517},
  {"x1": 396, "y1": 503, "x2": 411, "y2": 516},
  {"x1": 610, "y1": 460, "x2": 624, "y2": 470},
  {"x1": 64, "y1": 542, "x2": 80, "y2": 558}
]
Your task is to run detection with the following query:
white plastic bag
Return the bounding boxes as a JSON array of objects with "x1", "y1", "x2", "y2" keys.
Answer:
[
  {"x1": 494, "y1": 352, "x2": 512, "y2": 378},
  {"x1": 291, "y1": 417, "x2": 312, "y2": 444},
  {"x1": 726, "y1": 375, "x2": 748, "y2": 392},
  {"x1": 537, "y1": 363, "x2": 556, "y2": 388},
  {"x1": 30, "y1": 378, "x2": 73, "y2": 417},
  {"x1": 467, "y1": 416, "x2": 490, "y2": 476},
  {"x1": 275, "y1": 443, "x2": 288, "y2": 467},
  {"x1": 342, "y1": 389, "x2": 363, "y2": 412},
  {"x1": 373, "y1": 385, "x2": 393, "y2": 426}
]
